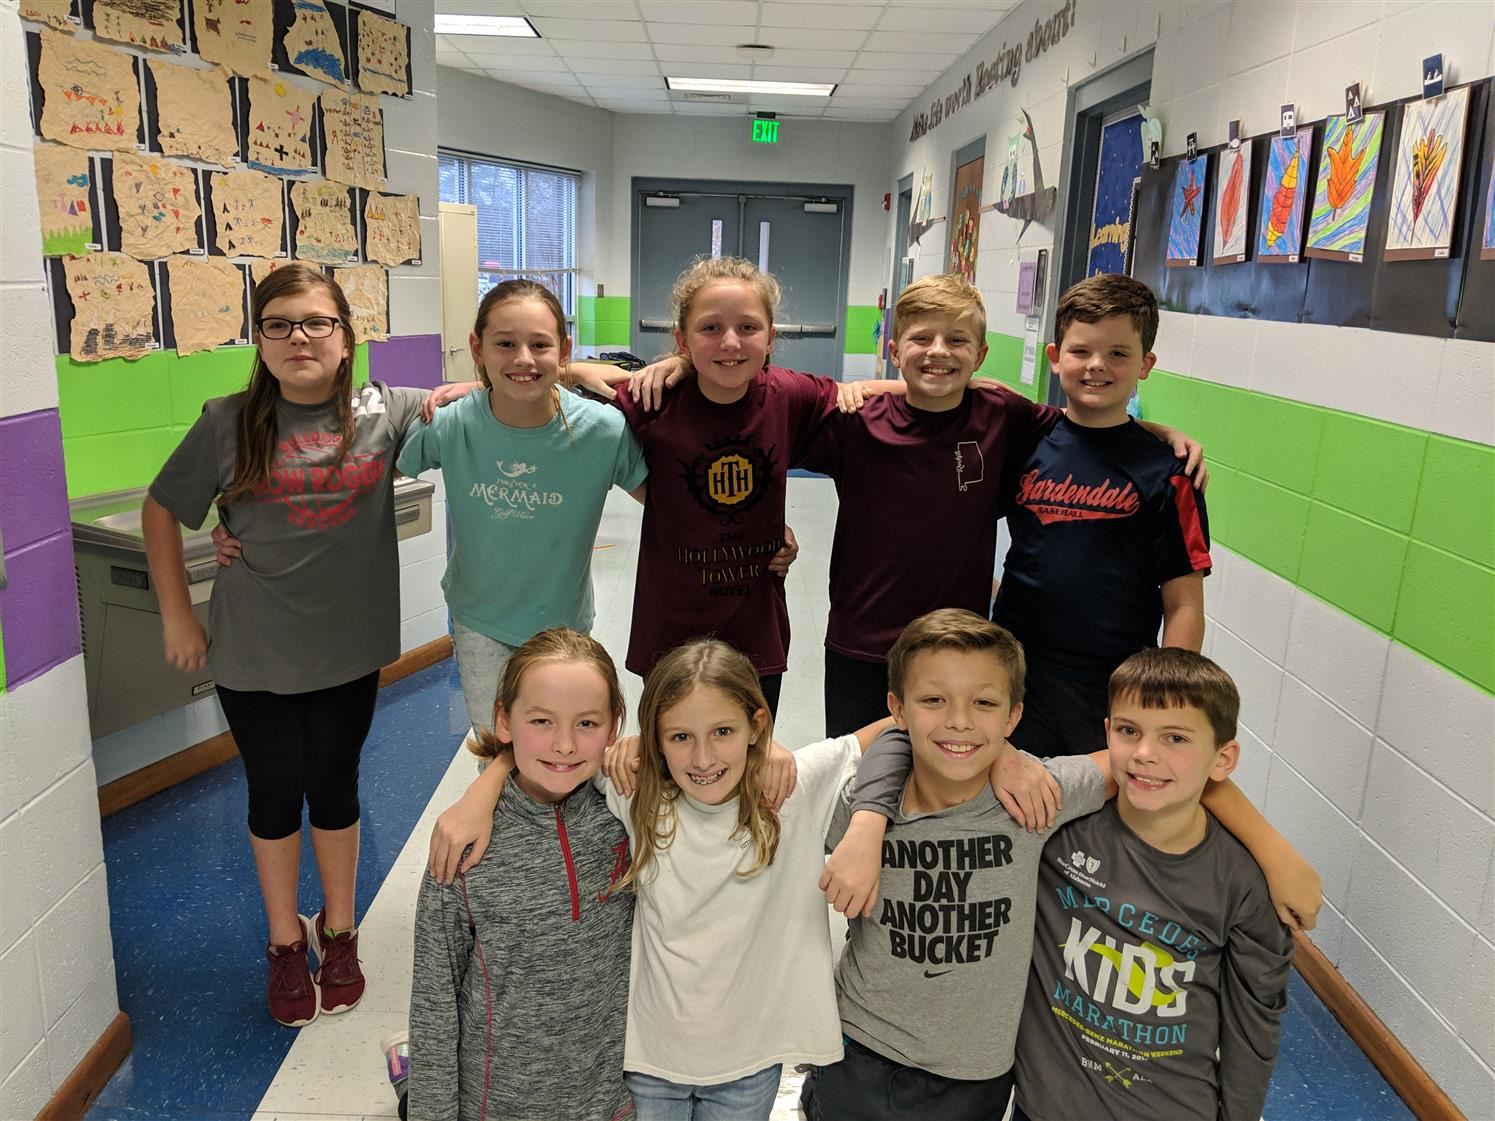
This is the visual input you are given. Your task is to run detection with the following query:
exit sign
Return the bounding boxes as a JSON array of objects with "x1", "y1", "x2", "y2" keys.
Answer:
[{"x1": 751, "y1": 117, "x2": 779, "y2": 144}]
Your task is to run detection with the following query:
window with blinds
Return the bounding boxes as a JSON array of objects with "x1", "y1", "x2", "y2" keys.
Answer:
[{"x1": 438, "y1": 151, "x2": 579, "y2": 316}]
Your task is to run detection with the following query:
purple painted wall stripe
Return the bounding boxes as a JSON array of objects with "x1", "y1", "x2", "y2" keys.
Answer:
[
  {"x1": 368, "y1": 333, "x2": 444, "y2": 390},
  {"x1": 0, "y1": 410, "x2": 70, "y2": 552},
  {"x1": 0, "y1": 531, "x2": 82, "y2": 690}
]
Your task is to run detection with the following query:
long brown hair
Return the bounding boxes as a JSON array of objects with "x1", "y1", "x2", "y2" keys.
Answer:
[
  {"x1": 472, "y1": 279, "x2": 572, "y2": 436},
  {"x1": 621, "y1": 639, "x2": 779, "y2": 891},
  {"x1": 468, "y1": 627, "x2": 626, "y2": 757},
  {"x1": 223, "y1": 264, "x2": 356, "y2": 504}
]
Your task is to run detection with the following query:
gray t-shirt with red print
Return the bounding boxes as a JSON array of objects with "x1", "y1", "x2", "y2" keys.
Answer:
[{"x1": 149, "y1": 382, "x2": 425, "y2": 694}]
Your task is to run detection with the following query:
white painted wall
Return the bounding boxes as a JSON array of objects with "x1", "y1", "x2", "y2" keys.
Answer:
[
  {"x1": 887, "y1": 1, "x2": 1495, "y2": 1114},
  {"x1": 0, "y1": 0, "x2": 119, "y2": 1110}
]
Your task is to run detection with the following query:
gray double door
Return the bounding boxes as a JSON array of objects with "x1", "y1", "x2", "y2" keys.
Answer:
[{"x1": 632, "y1": 181, "x2": 851, "y2": 377}]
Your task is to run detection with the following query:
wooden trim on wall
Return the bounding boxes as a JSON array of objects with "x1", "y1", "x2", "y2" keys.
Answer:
[
  {"x1": 36, "y1": 1011, "x2": 132, "y2": 1121},
  {"x1": 1292, "y1": 930, "x2": 1466, "y2": 1121},
  {"x1": 97, "y1": 636, "x2": 453, "y2": 819}
]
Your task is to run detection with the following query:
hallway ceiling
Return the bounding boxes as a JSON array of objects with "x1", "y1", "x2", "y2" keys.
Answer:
[{"x1": 434, "y1": 0, "x2": 1018, "y2": 120}]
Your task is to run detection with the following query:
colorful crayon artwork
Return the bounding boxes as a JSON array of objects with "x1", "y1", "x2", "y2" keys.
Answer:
[
  {"x1": 1210, "y1": 143, "x2": 1252, "y2": 265},
  {"x1": 1306, "y1": 113, "x2": 1385, "y2": 262},
  {"x1": 1256, "y1": 127, "x2": 1313, "y2": 263},
  {"x1": 1386, "y1": 85, "x2": 1470, "y2": 261},
  {"x1": 1165, "y1": 155, "x2": 1206, "y2": 266}
]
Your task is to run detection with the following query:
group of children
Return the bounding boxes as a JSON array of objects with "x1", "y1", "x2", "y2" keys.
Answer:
[{"x1": 144, "y1": 254, "x2": 1321, "y2": 1121}]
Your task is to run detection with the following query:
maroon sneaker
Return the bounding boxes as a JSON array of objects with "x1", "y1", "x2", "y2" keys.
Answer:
[
  {"x1": 314, "y1": 908, "x2": 365, "y2": 1014},
  {"x1": 266, "y1": 915, "x2": 319, "y2": 1027}
]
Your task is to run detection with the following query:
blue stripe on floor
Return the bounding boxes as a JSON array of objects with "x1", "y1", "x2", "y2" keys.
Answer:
[
  {"x1": 87, "y1": 659, "x2": 467, "y2": 1121},
  {"x1": 89, "y1": 655, "x2": 1415, "y2": 1121}
]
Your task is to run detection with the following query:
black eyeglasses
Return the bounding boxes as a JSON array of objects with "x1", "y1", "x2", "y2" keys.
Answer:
[{"x1": 257, "y1": 316, "x2": 342, "y2": 340}]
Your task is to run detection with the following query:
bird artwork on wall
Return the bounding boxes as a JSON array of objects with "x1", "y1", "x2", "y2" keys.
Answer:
[{"x1": 985, "y1": 108, "x2": 1058, "y2": 242}]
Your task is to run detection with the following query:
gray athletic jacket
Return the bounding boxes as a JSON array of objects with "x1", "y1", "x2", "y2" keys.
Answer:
[{"x1": 408, "y1": 780, "x2": 634, "y2": 1121}]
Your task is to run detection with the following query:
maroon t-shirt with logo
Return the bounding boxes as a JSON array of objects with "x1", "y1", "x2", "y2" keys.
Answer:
[
  {"x1": 615, "y1": 367, "x2": 839, "y2": 677},
  {"x1": 798, "y1": 386, "x2": 1061, "y2": 663}
]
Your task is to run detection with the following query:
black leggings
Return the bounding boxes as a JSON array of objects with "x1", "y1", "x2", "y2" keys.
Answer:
[{"x1": 216, "y1": 670, "x2": 381, "y2": 840}]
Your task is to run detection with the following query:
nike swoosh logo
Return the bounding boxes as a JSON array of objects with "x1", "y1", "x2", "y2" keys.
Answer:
[{"x1": 924, "y1": 968, "x2": 953, "y2": 978}]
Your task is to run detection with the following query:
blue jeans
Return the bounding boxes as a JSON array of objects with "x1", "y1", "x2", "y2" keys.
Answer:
[{"x1": 626, "y1": 1065, "x2": 783, "y2": 1121}]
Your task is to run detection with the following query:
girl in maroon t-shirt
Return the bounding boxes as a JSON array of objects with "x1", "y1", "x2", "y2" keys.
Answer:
[{"x1": 606, "y1": 257, "x2": 839, "y2": 714}]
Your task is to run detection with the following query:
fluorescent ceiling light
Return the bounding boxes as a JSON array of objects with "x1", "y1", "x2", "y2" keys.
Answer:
[
  {"x1": 666, "y1": 77, "x2": 836, "y2": 97},
  {"x1": 434, "y1": 15, "x2": 539, "y2": 37}
]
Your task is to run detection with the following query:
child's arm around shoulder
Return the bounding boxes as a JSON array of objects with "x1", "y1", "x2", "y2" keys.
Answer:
[
  {"x1": 427, "y1": 747, "x2": 514, "y2": 884},
  {"x1": 1216, "y1": 867, "x2": 1294, "y2": 1121},
  {"x1": 1160, "y1": 571, "x2": 1206, "y2": 651},
  {"x1": 1202, "y1": 779, "x2": 1322, "y2": 930}
]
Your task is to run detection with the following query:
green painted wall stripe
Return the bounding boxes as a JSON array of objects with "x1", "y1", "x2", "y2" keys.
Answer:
[
  {"x1": 1142, "y1": 369, "x2": 1493, "y2": 694},
  {"x1": 978, "y1": 331, "x2": 1041, "y2": 401},
  {"x1": 57, "y1": 344, "x2": 370, "y2": 500},
  {"x1": 844, "y1": 305, "x2": 881, "y2": 355}
]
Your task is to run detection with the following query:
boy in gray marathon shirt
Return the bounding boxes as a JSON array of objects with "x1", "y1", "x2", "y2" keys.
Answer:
[
  {"x1": 1011, "y1": 648, "x2": 1292, "y2": 1121},
  {"x1": 805, "y1": 612, "x2": 1314, "y2": 1121}
]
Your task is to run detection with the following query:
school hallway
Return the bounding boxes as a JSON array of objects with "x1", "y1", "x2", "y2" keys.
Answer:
[{"x1": 83, "y1": 479, "x2": 1414, "y2": 1121}]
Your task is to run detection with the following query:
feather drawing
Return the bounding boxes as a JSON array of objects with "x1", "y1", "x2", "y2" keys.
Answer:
[
  {"x1": 1266, "y1": 147, "x2": 1300, "y2": 247},
  {"x1": 1220, "y1": 149, "x2": 1244, "y2": 243},
  {"x1": 1325, "y1": 123, "x2": 1364, "y2": 216},
  {"x1": 1410, "y1": 126, "x2": 1447, "y2": 232}
]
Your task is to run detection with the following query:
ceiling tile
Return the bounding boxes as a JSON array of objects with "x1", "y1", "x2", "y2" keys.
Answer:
[
  {"x1": 647, "y1": 23, "x2": 756, "y2": 45},
  {"x1": 653, "y1": 43, "x2": 751, "y2": 63},
  {"x1": 836, "y1": 70, "x2": 928, "y2": 88},
  {"x1": 861, "y1": 29, "x2": 977, "y2": 53},
  {"x1": 528, "y1": 17, "x2": 647, "y2": 42},
  {"x1": 747, "y1": 64, "x2": 850, "y2": 82},
  {"x1": 637, "y1": 0, "x2": 759, "y2": 22},
  {"x1": 435, "y1": 50, "x2": 471, "y2": 67},
  {"x1": 663, "y1": 61, "x2": 753, "y2": 78},
  {"x1": 759, "y1": 2, "x2": 881, "y2": 30},
  {"x1": 445, "y1": 33, "x2": 557, "y2": 56},
  {"x1": 672, "y1": 102, "x2": 746, "y2": 116},
  {"x1": 825, "y1": 108, "x2": 899, "y2": 121},
  {"x1": 741, "y1": 48, "x2": 856, "y2": 66},
  {"x1": 436, "y1": 0, "x2": 526, "y2": 15},
  {"x1": 545, "y1": 39, "x2": 658, "y2": 59},
  {"x1": 473, "y1": 55, "x2": 574, "y2": 73},
  {"x1": 518, "y1": 0, "x2": 630, "y2": 18},
  {"x1": 566, "y1": 58, "x2": 661, "y2": 75},
  {"x1": 875, "y1": 5, "x2": 1009, "y2": 33},
  {"x1": 850, "y1": 49, "x2": 958, "y2": 71},
  {"x1": 573, "y1": 73, "x2": 667, "y2": 88},
  {"x1": 748, "y1": 27, "x2": 869, "y2": 51}
]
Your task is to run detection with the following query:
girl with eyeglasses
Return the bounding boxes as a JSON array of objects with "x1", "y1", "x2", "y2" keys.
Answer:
[{"x1": 142, "y1": 264, "x2": 432, "y2": 1028}]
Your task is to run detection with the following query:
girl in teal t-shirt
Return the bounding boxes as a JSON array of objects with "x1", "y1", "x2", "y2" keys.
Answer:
[{"x1": 396, "y1": 281, "x2": 647, "y2": 732}]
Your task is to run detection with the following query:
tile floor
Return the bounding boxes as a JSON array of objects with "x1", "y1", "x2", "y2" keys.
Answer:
[{"x1": 89, "y1": 480, "x2": 1414, "y2": 1121}]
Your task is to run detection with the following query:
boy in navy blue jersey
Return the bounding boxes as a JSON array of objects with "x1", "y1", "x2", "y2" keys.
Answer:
[{"x1": 992, "y1": 275, "x2": 1210, "y2": 756}]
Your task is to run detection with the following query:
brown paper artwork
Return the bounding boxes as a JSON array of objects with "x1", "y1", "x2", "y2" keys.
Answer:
[
  {"x1": 245, "y1": 74, "x2": 316, "y2": 174},
  {"x1": 356, "y1": 9, "x2": 409, "y2": 97},
  {"x1": 38, "y1": 28, "x2": 141, "y2": 151},
  {"x1": 320, "y1": 90, "x2": 384, "y2": 191},
  {"x1": 92, "y1": 0, "x2": 184, "y2": 51},
  {"x1": 292, "y1": 180, "x2": 357, "y2": 263},
  {"x1": 150, "y1": 60, "x2": 238, "y2": 167},
  {"x1": 20, "y1": 2, "x2": 76, "y2": 31},
  {"x1": 65, "y1": 252, "x2": 157, "y2": 361},
  {"x1": 210, "y1": 168, "x2": 283, "y2": 258},
  {"x1": 35, "y1": 142, "x2": 95, "y2": 257},
  {"x1": 363, "y1": 193, "x2": 420, "y2": 266},
  {"x1": 249, "y1": 257, "x2": 295, "y2": 285},
  {"x1": 283, "y1": 0, "x2": 347, "y2": 86},
  {"x1": 114, "y1": 151, "x2": 202, "y2": 258},
  {"x1": 334, "y1": 264, "x2": 387, "y2": 341},
  {"x1": 168, "y1": 255, "x2": 245, "y2": 355},
  {"x1": 193, "y1": 0, "x2": 273, "y2": 76}
]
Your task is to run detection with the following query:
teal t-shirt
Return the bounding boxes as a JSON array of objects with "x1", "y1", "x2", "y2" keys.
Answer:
[{"x1": 397, "y1": 387, "x2": 647, "y2": 645}]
